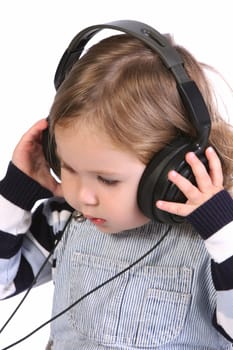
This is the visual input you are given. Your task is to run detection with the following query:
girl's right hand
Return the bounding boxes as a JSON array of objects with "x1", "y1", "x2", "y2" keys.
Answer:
[{"x1": 12, "y1": 118, "x2": 63, "y2": 197}]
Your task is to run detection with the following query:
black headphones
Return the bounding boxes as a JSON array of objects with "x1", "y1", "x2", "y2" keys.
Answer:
[{"x1": 43, "y1": 20, "x2": 211, "y2": 224}]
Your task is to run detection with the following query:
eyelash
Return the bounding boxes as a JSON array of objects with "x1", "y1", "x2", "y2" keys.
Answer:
[
  {"x1": 98, "y1": 176, "x2": 119, "y2": 186},
  {"x1": 61, "y1": 165, "x2": 119, "y2": 186}
]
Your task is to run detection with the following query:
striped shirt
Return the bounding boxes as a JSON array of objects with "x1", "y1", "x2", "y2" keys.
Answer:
[{"x1": 0, "y1": 162, "x2": 233, "y2": 349}]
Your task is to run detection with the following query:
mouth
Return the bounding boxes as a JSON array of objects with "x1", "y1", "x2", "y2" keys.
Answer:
[{"x1": 84, "y1": 215, "x2": 106, "y2": 226}]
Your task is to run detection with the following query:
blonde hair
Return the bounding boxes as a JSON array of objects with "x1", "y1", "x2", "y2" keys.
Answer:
[{"x1": 49, "y1": 34, "x2": 233, "y2": 190}]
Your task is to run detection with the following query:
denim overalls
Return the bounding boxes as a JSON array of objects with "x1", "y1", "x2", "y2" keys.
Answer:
[{"x1": 48, "y1": 218, "x2": 233, "y2": 349}]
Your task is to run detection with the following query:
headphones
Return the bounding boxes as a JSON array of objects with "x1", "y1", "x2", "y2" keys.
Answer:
[{"x1": 43, "y1": 20, "x2": 211, "y2": 224}]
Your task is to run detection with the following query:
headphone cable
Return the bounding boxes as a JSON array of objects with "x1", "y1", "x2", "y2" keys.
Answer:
[
  {"x1": 0, "y1": 212, "x2": 73, "y2": 335},
  {"x1": 1, "y1": 224, "x2": 171, "y2": 350}
]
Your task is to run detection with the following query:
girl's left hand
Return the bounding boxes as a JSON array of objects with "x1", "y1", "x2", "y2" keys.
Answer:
[{"x1": 156, "y1": 146, "x2": 224, "y2": 217}]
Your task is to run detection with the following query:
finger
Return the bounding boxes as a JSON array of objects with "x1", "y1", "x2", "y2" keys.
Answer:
[
  {"x1": 205, "y1": 147, "x2": 223, "y2": 187},
  {"x1": 168, "y1": 170, "x2": 201, "y2": 202},
  {"x1": 12, "y1": 119, "x2": 48, "y2": 168},
  {"x1": 156, "y1": 200, "x2": 193, "y2": 217},
  {"x1": 25, "y1": 119, "x2": 48, "y2": 142},
  {"x1": 185, "y1": 151, "x2": 212, "y2": 192},
  {"x1": 18, "y1": 119, "x2": 48, "y2": 145},
  {"x1": 15, "y1": 119, "x2": 48, "y2": 156}
]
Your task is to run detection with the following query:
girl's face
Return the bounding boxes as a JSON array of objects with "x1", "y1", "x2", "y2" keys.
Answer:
[{"x1": 55, "y1": 122, "x2": 150, "y2": 233}]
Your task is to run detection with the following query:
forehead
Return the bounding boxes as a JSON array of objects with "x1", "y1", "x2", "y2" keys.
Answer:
[
  {"x1": 54, "y1": 122, "x2": 141, "y2": 168},
  {"x1": 55, "y1": 121, "x2": 118, "y2": 151}
]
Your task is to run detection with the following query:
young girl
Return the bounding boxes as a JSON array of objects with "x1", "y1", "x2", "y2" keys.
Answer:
[{"x1": 1, "y1": 21, "x2": 233, "y2": 349}]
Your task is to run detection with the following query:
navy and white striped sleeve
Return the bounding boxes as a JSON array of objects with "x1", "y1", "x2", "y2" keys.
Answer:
[
  {"x1": 0, "y1": 162, "x2": 72, "y2": 299},
  {"x1": 187, "y1": 190, "x2": 233, "y2": 341}
]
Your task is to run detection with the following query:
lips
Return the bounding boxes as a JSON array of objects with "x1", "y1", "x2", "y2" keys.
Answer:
[
  {"x1": 90, "y1": 218, "x2": 106, "y2": 225},
  {"x1": 84, "y1": 215, "x2": 106, "y2": 225}
]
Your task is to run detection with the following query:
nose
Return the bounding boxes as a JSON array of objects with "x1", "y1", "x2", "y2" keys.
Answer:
[{"x1": 76, "y1": 181, "x2": 98, "y2": 207}]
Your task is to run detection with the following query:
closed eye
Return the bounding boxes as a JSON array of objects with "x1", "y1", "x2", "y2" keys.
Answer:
[{"x1": 97, "y1": 176, "x2": 119, "y2": 186}]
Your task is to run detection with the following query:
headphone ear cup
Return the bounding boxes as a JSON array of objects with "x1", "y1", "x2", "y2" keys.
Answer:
[
  {"x1": 42, "y1": 123, "x2": 61, "y2": 178},
  {"x1": 137, "y1": 137, "x2": 208, "y2": 224}
]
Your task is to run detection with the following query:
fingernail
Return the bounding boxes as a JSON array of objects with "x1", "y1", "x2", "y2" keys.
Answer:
[
  {"x1": 156, "y1": 200, "x2": 163, "y2": 208},
  {"x1": 188, "y1": 152, "x2": 195, "y2": 158},
  {"x1": 207, "y1": 146, "x2": 214, "y2": 152},
  {"x1": 169, "y1": 170, "x2": 178, "y2": 178}
]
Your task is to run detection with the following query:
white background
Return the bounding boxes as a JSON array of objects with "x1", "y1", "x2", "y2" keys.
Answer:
[{"x1": 0, "y1": 1, "x2": 233, "y2": 349}]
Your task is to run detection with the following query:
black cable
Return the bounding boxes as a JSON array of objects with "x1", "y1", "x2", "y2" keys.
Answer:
[
  {"x1": 0, "y1": 213, "x2": 73, "y2": 334},
  {"x1": 1, "y1": 225, "x2": 172, "y2": 350}
]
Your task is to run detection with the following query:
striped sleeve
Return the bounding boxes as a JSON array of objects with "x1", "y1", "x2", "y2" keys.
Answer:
[
  {"x1": 187, "y1": 190, "x2": 233, "y2": 341},
  {"x1": 0, "y1": 162, "x2": 72, "y2": 299}
]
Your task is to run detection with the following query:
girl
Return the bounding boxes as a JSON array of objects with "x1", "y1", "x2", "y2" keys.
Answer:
[{"x1": 1, "y1": 21, "x2": 233, "y2": 349}]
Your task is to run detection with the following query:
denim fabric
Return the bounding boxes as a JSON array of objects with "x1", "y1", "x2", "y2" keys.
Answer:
[{"x1": 49, "y1": 219, "x2": 233, "y2": 349}]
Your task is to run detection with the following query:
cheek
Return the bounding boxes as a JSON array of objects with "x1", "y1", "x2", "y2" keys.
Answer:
[
  {"x1": 61, "y1": 184, "x2": 75, "y2": 207},
  {"x1": 60, "y1": 174, "x2": 77, "y2": 205},
  {"x1": 111, "y1": 182, "x2": 149, "y2": 225},
  {"x1": 105, "y1": 186, "x2": 139, "y2": 214},
  {"x1": 110, "y1": 198, "x2": 150, "y2": 230}
]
